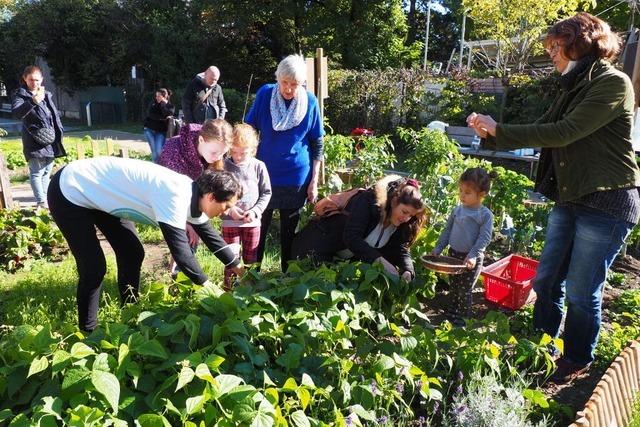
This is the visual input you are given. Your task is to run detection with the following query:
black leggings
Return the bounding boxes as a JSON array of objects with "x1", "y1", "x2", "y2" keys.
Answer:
[
  {"x1": 48, "y1": 171, "x2": 144, "y2": 331},
  {"x1": 448, "y1": 248, "x2": 483, "y2": 318},
  {"x1": 257, "y1": 208, "x2": 300, "y2": 272}
]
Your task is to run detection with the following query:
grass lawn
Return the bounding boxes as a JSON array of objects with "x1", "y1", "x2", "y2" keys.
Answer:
[
  {"x1": 1, "y1": 135, "x2": 150, "y2": 183},
  {"x1": 0, "y1": 229, "x2": 282, "y2": 333}
]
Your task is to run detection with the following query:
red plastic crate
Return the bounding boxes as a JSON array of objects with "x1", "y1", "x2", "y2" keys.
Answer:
[{"x1": 481, "y1": 254, "x2": 539, "y2": 310}]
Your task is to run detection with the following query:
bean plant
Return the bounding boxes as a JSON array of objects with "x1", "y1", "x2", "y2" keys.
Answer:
[{"x1": 0, "y1": 259, "x2": 559, "y2": 425}]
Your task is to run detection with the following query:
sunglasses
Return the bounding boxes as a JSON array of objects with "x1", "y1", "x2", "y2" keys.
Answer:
[{"x1": 546, "y1": 42, "x2": 561, "y2": 56}]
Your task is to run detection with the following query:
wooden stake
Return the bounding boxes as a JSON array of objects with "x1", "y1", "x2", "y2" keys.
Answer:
[{"x1": 0, "y1": 153, "x2": 15, "y2": 209}]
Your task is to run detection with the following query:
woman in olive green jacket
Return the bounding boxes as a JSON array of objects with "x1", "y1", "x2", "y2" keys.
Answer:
[{"x1": 468, "y1": 12, "x2": 640, "y2": 384}]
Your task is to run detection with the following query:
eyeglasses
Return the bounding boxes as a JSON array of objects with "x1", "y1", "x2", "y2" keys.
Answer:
[{"x1": 546, "y1": 42, "x2": 561, "y2": 56}]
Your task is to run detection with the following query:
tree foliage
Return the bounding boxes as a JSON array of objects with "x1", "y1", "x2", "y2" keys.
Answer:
[
  {"x1": 0, "y1": 0, "x2": 420, "y2": 95},
  {"x1": 462, "y1": 0, "x2": 593, "y2": 73}
]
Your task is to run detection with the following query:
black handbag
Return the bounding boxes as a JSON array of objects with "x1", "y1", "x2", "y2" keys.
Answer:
[
  {"x1": 28, "y1": 125, "x2": 56, "y2": 147},
  {"x1": 166, "y1": 117, "x2": 182, "y2": 138}
]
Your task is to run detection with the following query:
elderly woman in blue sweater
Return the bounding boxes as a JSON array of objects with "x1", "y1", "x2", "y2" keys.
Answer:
[{"x1": 245, "y1": 54, "x2": 325, "y2": 272}]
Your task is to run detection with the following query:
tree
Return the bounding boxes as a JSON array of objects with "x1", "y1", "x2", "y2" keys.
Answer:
[
  {"x1": 462, "y1": 0, "x2": 592, "y2": 73},
  {"x1": 590, "y1": 0, "x2": 637, "y2": 32}
]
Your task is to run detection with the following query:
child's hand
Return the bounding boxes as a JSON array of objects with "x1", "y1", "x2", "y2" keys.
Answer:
[
  {"x1": 464, "y1": 257, "x2": 476, "y2": 269},
  {"x1": 229, "y1": 206, "x2": 245, "y2": 220},
  {"x1": 242, "y1": 210, "x2": 256, "y2": 223}
]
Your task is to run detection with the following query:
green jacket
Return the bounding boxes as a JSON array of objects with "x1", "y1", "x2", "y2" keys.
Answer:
[{"x1": 490, "y1": 60, "x2": 640, "y2": 202}]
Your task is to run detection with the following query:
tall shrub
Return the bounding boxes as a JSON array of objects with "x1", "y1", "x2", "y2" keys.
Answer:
[{"x1": 326, "y1": 68, "x2": 432, "y2": 134}]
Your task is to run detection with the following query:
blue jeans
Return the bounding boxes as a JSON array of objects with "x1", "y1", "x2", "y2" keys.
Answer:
[
  {"x1": 28, "y1": 157, "x2": 54, "y2": 206},
  {"x1": 143, "y1": 128, "x2": 166, "y2": 162},
  {"x1": 533, "y1": 204, "x2": 633, "y2": 365}
]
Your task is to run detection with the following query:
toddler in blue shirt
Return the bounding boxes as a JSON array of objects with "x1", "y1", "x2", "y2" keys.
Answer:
[{"x1": 432, "y1": 167, "x2": 496, "y2": 326}]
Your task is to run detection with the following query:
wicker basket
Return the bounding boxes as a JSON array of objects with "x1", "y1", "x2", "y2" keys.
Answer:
[{"x1": 420, "y1": 254, "x2": 467, "y2": 275}]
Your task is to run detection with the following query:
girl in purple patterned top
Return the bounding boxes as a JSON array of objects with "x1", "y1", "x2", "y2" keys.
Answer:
[{"x1": 159, "y1": 118, "x2": 233, "y2": 275}]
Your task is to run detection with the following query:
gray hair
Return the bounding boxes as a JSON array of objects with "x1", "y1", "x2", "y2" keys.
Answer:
[{"x1": 275, "y1": 54, "x2": 307, "y2": 84}]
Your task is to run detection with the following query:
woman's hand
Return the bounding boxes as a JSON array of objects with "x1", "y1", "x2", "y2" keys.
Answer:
[
  {"x1": 230, "y1": 264, "x2": 245, "y2": 277},
  {"x1": 466, "y1": 113, "x2": 497, "y2": 137},
  {"x1": 307, "y1": 179, "x2": 318, "y2": 203},
  {"x1": 33, "y1": 87, "x2": 45, "y2": 104},
  {"x1": 464, "y1": 257, "x2": 477, "y2": 269},
  {"x1": 186, "y1": 223, "x2": 200, "y2": 246},
  {"x1": 376, "y1": 256, "x2": 399, "y2": 277}
]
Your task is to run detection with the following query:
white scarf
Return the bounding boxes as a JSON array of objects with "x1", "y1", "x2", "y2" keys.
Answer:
[
  {"x1": 270, "y1": 84, "x2": 308, "y2": 131},
  {"x1": 562, "y1": 60, "x2": 578, "y2": 75}
]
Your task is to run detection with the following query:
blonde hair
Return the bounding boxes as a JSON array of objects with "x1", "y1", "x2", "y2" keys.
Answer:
[
  {"x1": 232, "y1": 123, "x2": 259, "y2": 155},
  {"x1": 200, "y1": 119, "x2": 232, "y2": 170}
]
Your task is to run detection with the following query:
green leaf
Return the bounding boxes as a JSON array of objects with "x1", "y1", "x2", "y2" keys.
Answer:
[
  {"x1": 0, "y1": 409, "x2": 12, "y2": 423},
  {"x1": 251, "y1": 399, "x2": 275, "y2": 427},
  {"x1": 276, "y1": 343, "x2": 304, "y2": 370},
  {"x1": 136, "y1": 340, "x2": 168, "y2": 360},
  {"x1": 117, "y1": 344, "x2": 129, "y2": 367},
  {"x1": 282, "y1": 377, "x2": 298, "y2": 391},
  {"x1": 163, "y1": 398, "x2": 182, "y2": 418},
  {"x1": 300, "y1": 373, "x2": 315, "y2": 388},
  {"x1": 61, "y1": 368, "x2": 91, "y2": 392},
  {"x1": 216, "y1": 374, "x2": 244, "y2": 396},
  {"x1": 8, "y1": 413, "x2": 29, "y2": 427},
  {"x1": 195, "y1": 363, "x2": 215, "y2": 384},
  {"x1": 296, "y1": 388, "x2": 311, "y2": 411},
  {"x1": 41, "y1": 396, "x2": 63, "y2": 420},
  {"x1": 206, "y1": 354, "x2": 225, "y2": 372},
  {"x1": 28, "y1": 356, "x2": 49, "y2": 377},
  {"x1": 93, "y1": 353, "x2": 110, "y2": 372},
  {"x1": 70, "y1": 342, "x2": 95, "y2": 359},
  {"x1": 135, "y1": 414, "x2": 171, "y2": 427},
  {"x1": 183, "y1": 314, "x2": 201, "y2": 348},
  {"x1": 52, "y1": 350, "x2": 72, "y2": 374},
  {"x1": 290, "y1": 410, "x2": 311, "y2": 427},
  {"x1": 176, "y1": 366, "x2": 195, "y2": 391},
  {"x1": 233, "y1": 404, "x2": 256, "y2": 424},
  {"x1": 33, "y1": 324, "x2": 55, "y2": 351},
  {"x1": 91, "y1": 370, "x2": 120, "y2": 414},
  {"x1": 350, "y1": 404, "x2": 376, "y2": 421},
  {"x1": 523, "y1": 388, "x2": 550, "y2": 408},
  {"x1": 264, "y1": 388, "x2": 279, "y2": 405},
  {"x1": 373, "y1": 354, "x2": 395, "y2": 372},
  {"x1": 185, "y1": 395, "x2": 205, "y2": 415}
]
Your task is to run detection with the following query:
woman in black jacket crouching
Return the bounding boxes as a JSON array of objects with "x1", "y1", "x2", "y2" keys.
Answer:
[{"x1": 292, "y1": 175, "x2": 427, "y2": 280}]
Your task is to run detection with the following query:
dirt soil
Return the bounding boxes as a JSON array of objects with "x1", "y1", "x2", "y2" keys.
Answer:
[
  {"x1": 98, "y1": 234, "x2": 171, "y2": 283},
  {"x1": 421, "y1": 251, "x2": 640, "y2": 424}
]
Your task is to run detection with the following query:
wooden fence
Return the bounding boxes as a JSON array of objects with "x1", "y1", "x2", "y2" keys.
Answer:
[
  {"x1": 75, "y1": 139, "x2": 131, "y2": 160},
  {"x1": 570, "y1": 339, "x2": 640, "y2": 426}
]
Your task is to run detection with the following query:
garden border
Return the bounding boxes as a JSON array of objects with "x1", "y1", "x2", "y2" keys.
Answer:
[{"x1": 570, "y1": 338, "x2": 640, "y2": 426}]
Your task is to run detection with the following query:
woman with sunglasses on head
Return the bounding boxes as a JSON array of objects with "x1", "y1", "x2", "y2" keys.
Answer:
[
  {"x1": 292, "y1": 176, "x2": 427, "y2": 281},
  {"x1": 468, "y1": 12, "x2": 640, "y2": 383}
]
